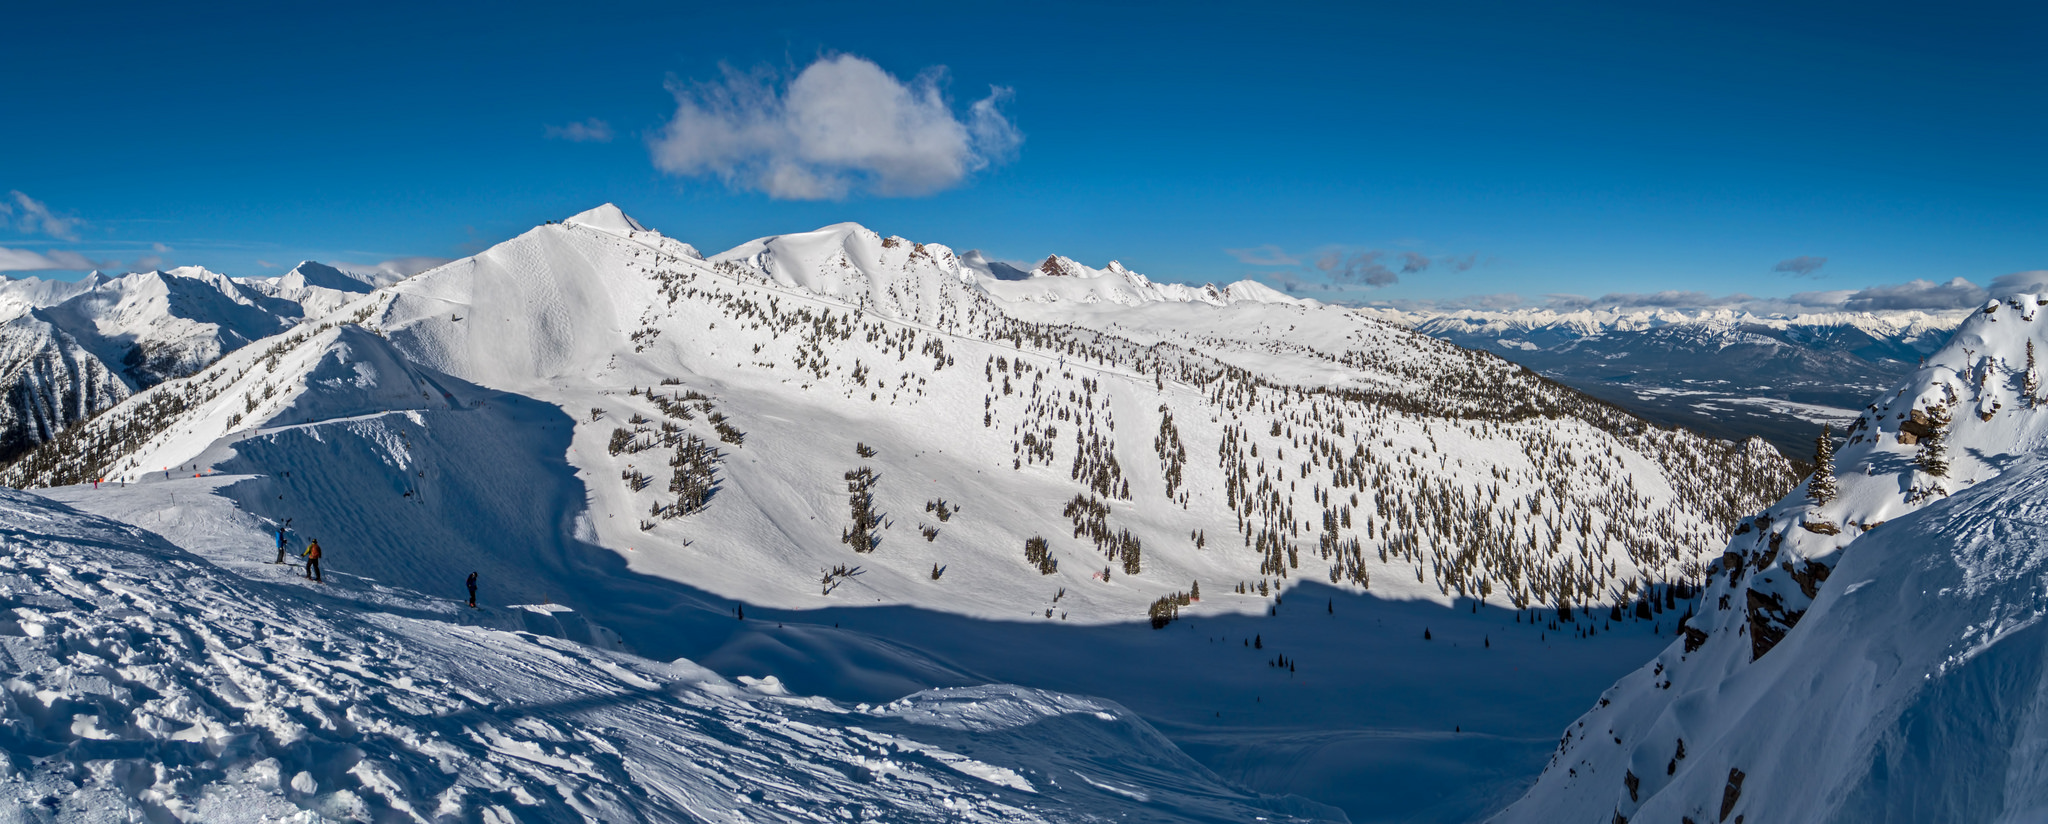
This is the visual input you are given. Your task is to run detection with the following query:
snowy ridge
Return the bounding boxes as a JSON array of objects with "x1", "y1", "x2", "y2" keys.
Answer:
[
  {"x1": 0, "y1": 487, "x2": 1339, "y2": 822},
  {"x1": 6, "y1": 205, "x2": 1793, "y2": 627},
  {"x1": 0, "y1": 206, "x2": 1811, "y2": 819},
  {"x1": 982, "y1": 254, "x2": 1302, "y2": 308},
  {"x1": 1496, "y1": 295, "x2": 2048, "y2": 823},
  {"x1": 0, "y1": 266, "x2": 329, "y2": 462}
]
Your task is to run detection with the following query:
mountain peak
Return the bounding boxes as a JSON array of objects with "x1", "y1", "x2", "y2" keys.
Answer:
[
  {"x1": 563, "y1": 203, "x2": 648, "y2": 235},
  {"x1": 280, "y1": 260, "x2": 376, "y2": 293}
]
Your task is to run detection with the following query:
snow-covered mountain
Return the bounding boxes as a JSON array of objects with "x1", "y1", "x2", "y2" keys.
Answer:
[
  {"x1": 1378, "y1": 306, "x2": 1967, "y2": 458},
  {"x1": 0, "y1": 205, "x2": 1800, "y2": 820},
  {"x1": 0, "y1": 262, "x2": 389, "y2": 463},
  {"x1": 1495, "y1": 295, "x2": 2048, "y2": 822}
]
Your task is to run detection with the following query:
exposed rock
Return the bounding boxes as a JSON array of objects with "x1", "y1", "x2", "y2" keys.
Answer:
[
  {"x1": 1789, "y1": 560, "x2": 1832, "y2": 600},
  {"x1": 1720, "y1": 767, "x2": 1745, "y2": 821},
  {"x1": 1683, "y1": 623, "x2": 1710, "y2": 653},
  {"x1": 1897, "y1": 408, "x2": 1938, "y2": 444},
  {"x1": 1799, "y1": 519, "x2": 1840, "y2": 535},
  {"x1": 1746, "y1": 588, "x2": 1796, "y2": 660}
]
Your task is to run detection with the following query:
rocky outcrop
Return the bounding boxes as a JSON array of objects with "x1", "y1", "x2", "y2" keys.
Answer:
[{"x1": 0, "y1": 313, "x2": 130, "y2": 464}]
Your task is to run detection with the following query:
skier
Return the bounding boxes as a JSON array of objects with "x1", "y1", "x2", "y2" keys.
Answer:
[
  {"x1": 302, "y1": 539, "x2": 323, "y2": 583},
  {"x1": 274, "y1": 524, "x2": 290, "y2": 564},
  {"x1": 466, "y1": 571, "x2": 478, "y2": 608}
]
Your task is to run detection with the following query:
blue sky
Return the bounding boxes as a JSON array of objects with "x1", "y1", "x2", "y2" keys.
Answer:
[{"x1": 3, "y1": 0, "x2": 2043, "y2": 310}]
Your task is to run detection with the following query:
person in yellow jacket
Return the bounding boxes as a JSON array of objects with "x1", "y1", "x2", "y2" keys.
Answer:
[{"x1": 302, "y1": 539, "x2": 323, "y2": 583}]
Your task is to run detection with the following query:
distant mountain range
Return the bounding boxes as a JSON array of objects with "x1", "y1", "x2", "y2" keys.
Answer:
[
  {"x1": 0, "y1": 262, "x2": 390, "y2": 463},
  {"x1": 1371, "y1": 306, "x2": 1969, "y2": 459}
]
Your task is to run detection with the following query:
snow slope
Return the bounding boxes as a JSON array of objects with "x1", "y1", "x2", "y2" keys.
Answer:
[
  {"x1": 0, "y1": 264, "x2": 357, "y2": 463},
  {"x1": 1, "y1": 205, "x2": 1800, "y2": 820},
  {"x1": 1496, "y1": 295, "x2": 2048, "y2": 823},
  {"x1": 0, "y1": 485, "x2": 1341, "y2": 822}
]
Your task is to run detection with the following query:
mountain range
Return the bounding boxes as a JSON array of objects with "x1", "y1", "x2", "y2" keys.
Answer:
[
  {"x1": 1373, "y1": 306, "x2": 1967, "y2": 460},
  {"x1": 0, "y1": 205, "x2": 1856, "y2": 821}
]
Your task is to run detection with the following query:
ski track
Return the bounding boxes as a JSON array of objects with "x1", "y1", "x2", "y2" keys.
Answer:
[{"x1": 0, "y1": 489, "x2": 1338, "y2": 822}]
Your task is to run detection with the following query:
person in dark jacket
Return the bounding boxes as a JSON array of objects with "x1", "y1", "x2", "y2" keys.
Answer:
[
  {"x1": 466, "y1": 571, "x2": 478, "y2": 608},
  {"x1": 303, "y1": 539, "x2": 323, "y2": 583}
]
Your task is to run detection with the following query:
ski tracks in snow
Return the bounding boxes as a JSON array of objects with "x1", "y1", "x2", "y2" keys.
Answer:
[{"x1": 0, "y1": 490, "x2": 1333, "y2": 823}]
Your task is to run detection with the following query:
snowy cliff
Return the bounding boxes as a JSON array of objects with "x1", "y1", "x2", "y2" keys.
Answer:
[{"x1": 1496, "y1": 295, "x2": 2048, "y2": 823}]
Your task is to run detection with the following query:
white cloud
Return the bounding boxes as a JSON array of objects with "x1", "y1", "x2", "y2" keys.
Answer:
[
  {"x1": 651, "y1": 55, "x2": 1021, "y2": 200},
  {"x1": 545, "y1": 118, "x2": 614, "y2": 143},
  {"x1": 0, "y1": 246, "x2": 99, "y2": 272},
  {"x1": 1989, "y1": 270, "x2": 2048, "y2": 294},
  {"x1": 372, "y1": 256, "x2": 452, "y2": 277},
  {"x1": 1, "y1": 191, "x2": 83, "y2": 240},
  {"x1": 1832, "y1": 277, "x2": 1987, "y2": 311}
]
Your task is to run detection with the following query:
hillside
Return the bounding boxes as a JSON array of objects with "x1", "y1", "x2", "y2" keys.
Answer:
[
  {"x1": 1495, "y1": 295, "x2": 2048, "y2": 822},
  {"x1": 0, "y1": 205, "x2": 1798, "y2": 820}
]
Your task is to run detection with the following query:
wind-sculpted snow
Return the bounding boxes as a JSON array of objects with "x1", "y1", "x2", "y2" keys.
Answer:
[
  {"x1": 1498, "y1": 294, "x2": 2048, "y2": 823},
  {"x1": 0, "y1": 488, "x2": 1340, "y2": 822}
]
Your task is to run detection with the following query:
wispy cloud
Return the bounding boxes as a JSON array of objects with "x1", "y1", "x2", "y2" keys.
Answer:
[
  {"x1": 1316, "y1": 250, "x2": 1399, "y2": 287},
  {"x1": 650, "y1": 54, "x2": 1022, "y2": 200},
  {"x1": 0, "y1": 246, "x2": 101, "y2": 272},
  {"x1": 1827, "y1": 277, "x2": 1986, "y2": 311},
  {"x1": 1225, "y1": 244, "x2": 1298, "y2": 266},
  {"x1": 1439, "y1": 253, "x2": 1479, "y2": 272},
  {"x1": 1989, "y1": 270, "x2": 2048, "y2": 294},
  {"x1": 329, "y1": 256, "x2": 453, "y2": 280},
  {"x1": 1235, "y1": 243, "x2": 1488, "y2": 293},
  {"x1": 1772, "y1": 255, "x2": 1828, "y2": 278},
  {"x1": 1, "y1": 191, "x2": 83, "y2": 241},
  {"x1": 545, "y1": 118, "x2": 615, "y2": 143}
]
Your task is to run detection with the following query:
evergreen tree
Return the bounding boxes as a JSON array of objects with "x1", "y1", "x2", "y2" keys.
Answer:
[
  {"x1": 1917, "y1": 407, "x2": 1951, "y2": 478},
  {"x1": 2029, "y1": 340, "x2": 2041, "y2": 405},
  {"x1": 1807, "y1": 424, "x2": 1838, "y2": 504}
]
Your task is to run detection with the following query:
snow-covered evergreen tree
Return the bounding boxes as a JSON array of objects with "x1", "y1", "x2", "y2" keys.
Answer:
[
  {"x1": 1806, "y1": 424, "x2": 1837, "y2": 504},
  {"x1": 1917, "y1": 406, "x2": 1951, "y2": 478},
  {"x1": 2028, "y1": 339, "x2": 2041, "y2": 405}
]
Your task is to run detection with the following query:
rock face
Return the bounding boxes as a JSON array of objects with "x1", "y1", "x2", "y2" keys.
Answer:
[
  {"x1": 0, "y1": 311, "x2": 130, "y2": 462},
  {"x1": 0, "y1": 263, "x2": 386, "y2": 465}
]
